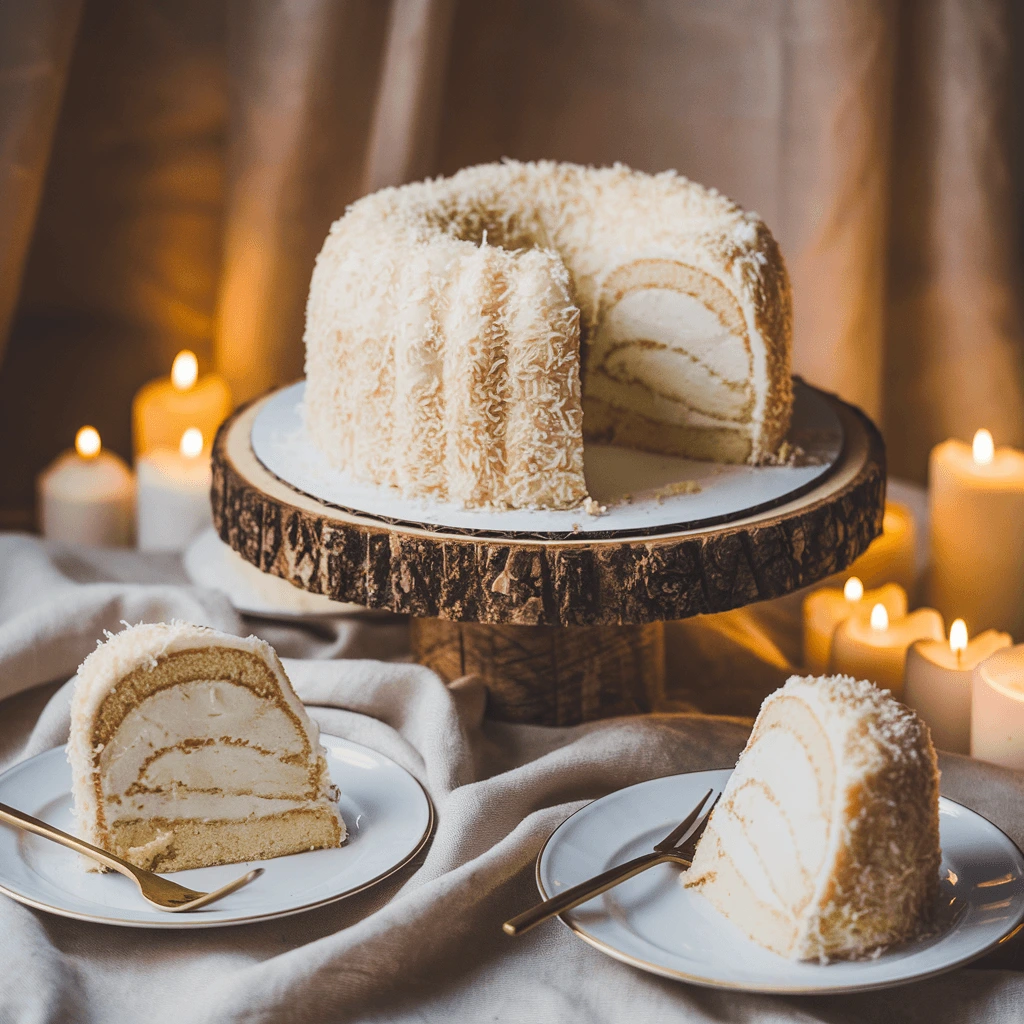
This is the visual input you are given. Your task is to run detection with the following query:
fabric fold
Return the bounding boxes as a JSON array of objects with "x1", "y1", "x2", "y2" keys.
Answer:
[{"x1": 1, "y1": 535, "x2": 1024, "y2": 1023}]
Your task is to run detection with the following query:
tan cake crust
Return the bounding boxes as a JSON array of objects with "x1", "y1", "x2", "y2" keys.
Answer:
[{"x1": 110, "y1": 808, "x2": 342, "y2": 873}]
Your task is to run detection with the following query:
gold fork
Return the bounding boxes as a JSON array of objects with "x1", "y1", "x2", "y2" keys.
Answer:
[
  {"x1": 503, "y1": 788, "x2": 720, "y2": 936},
  {"x1": 0, "y1": 800, "x2": 262, "y2": 912}
]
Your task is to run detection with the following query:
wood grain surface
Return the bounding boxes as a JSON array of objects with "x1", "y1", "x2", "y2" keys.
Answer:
[{"x1": 411, "y1": 618, "x2": 664, "y2": 724}]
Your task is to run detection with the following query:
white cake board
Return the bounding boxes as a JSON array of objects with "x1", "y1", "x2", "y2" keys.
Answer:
[{"x1": 250, "y1": 380, "x2": 842, "y2": 539}]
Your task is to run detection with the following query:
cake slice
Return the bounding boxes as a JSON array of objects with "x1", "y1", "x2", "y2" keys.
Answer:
[
  {"x1": 683, "y1": 675, "x2": 940, "y2": 960},
  {"x1": 69, "y1": 622, "x2": 345, "y2": 872}
]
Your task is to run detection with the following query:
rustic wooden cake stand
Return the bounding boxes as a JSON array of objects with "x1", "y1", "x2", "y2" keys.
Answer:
[{"x1": 211, "y1": 389, "x2": 885, "y2": 726}]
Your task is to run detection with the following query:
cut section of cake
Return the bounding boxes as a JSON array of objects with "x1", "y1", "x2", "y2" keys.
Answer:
[
  {"x1": 69, "y1": 622, "x2": 345, "y2": 872},
  {"x1": 683, "y1": 674, "x2": 940, "y2": 961}
]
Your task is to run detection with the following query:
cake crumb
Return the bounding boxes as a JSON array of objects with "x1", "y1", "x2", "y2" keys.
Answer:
[
  {"x1": 763, "y1": 441, "x2": 822, "y2": 467},
  {"x1": 583, "y1": 497, "x2": 607, "y2": 516},
  {"x1": 125, "y1": 830, "x2": 174, "y2": 871},
  {"x1": 651, "y1": 480, "x2": 701, "y2": 503}
]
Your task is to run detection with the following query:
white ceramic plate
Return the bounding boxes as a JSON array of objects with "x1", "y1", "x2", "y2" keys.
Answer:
[
  {"x1": 537, "y1": 769, "x2": 1024, "y2": 994},
  {"x1": 0, "y1": 735, "x2": 433, "y2": 928},
  {"x1": 250, "y1": 381, "x2": 843, "y2": 538}
]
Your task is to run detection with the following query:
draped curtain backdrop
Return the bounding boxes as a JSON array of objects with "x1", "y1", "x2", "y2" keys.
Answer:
[{"x1": 1, "y1": 0, "x2": 1022, "y2": 525}]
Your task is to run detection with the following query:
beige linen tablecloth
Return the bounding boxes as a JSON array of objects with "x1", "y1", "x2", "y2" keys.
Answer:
[{"x1": 1, "y1": 532, "x2": 1024, "y2": 1024}]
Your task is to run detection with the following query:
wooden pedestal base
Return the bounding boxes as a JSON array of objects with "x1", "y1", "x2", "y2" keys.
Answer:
[
  {"x1": 213, "y1": 385, "x2": 885, "y2": 726},
  {"x1": 411, "y1": 618, "x2": 665, "y2": 726}
]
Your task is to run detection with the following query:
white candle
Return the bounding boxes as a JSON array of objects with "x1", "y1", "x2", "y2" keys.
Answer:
[
  {"x1": 132, "y1": 350, "x2": 231, "y2": 459},
  {"x1": 136, "y1": 427, "x2": 212, "y2": 552},
  {"x1": 844, "y1": 501, "x2": 917, "y2": 597},
  {"x1": 830, "y1": 603, "x2": 944, "y2": 697},
  {"x1": 972, "y1": 644, "x2": 1024, "y2": 769},
  {"x1": 37, "y1": 427, "x2": 135, "y2": 546},
  {"x1": 928, "y1": 430, "x2": 1024, "y2": 637},
  {"x1": 802, "y1": 577, "x2": 907, "y2": 673},
  {"x1": 904, "y1": 619, "x2": 1011, "y2": 753}
]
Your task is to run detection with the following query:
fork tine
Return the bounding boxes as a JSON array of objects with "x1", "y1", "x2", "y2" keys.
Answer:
[
  {"x1": 671, "y1": 792, "x2": 721, "y2": 856},
  {"x1": 652, "y1": 789, "x2": 714, "y2": 853},
  {"x1": 155, "y1": 868, "x2": 264, "y2": 913}
]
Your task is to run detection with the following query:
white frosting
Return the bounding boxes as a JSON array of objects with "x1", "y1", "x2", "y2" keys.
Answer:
[
  {"x1": 100, "y1": 680, "x2": 314, "y2": 824},
  {"x1": 709, "y1": 724, "x2": 828, "y2": 922},
  {"x1": 733, "y1": 726, "x2": 828, "y2": 875},
  {"x1": 594, "y1": 349, "x2": 750, "y2": 420},
  {"x1": 729, "y1": 781, "x2": 812, "y2": 912},
  {"x1": 585, "y1": 374, "x2": 745, "y2": 431},
  {"x1": 595, "y1": 288, "x2": 751, "y2": 383},
  {"x1": 702, "y1": 796, "x2": 788, "y2": 912}
]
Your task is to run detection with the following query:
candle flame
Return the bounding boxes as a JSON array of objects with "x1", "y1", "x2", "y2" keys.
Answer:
[
  {"x1": 870, "y1": 603, "x2": 889, "y2": 632},
  {"x1": 75, "y1": 426, "x2": 101, "y2": 459},
  {"x1": 973, "y1": 428, "x2": 995, "y2": 466},
  {"x1": 171, "y1": 350, "x2": 199, "y2": 391},
  {"x1": 843, "y1": 576, "x2": 864, "y2": 602},
  {"x1": 180, "y1": 427, "x2": 204, "y2": 459},
  {"x1": 950, "y1": 618, "x2": 968, "y2": 654}
]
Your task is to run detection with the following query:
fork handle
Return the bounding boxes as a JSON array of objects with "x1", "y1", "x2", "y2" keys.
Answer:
[
  {"x1": 0, "y1": 800, "x2": 135, "y2": 877},
  {"x1": 503, "y1": 851, "x2": 668, "y2": 936}
]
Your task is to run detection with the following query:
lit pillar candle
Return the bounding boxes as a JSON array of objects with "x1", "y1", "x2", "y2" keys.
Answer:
[
  {"x1": 132, "y1": 350, "x2": 232, "y2": 459},
  {"x1": 830, "y1": 603, "x2": 944, "y2": 697},
  {"x1": 136, "y1": 427, "x2": 212, "y2": 552},
  {"x1": 802, "y1": 577, "x2": 908, "y2": 673},
  {"x1": 972, "y1": 644, "x2": 1024, "y2": 769},
  {"x1": 37, "y1": 427, "x2": 135, "y2": 546},
  {"x1": 904, "y1": 619, "x2": 1011, "y2": 753},
  {"x1": 844, "y1": 501, "x2": 918, "y2": 597},
  {"x1": 928, "y1": 429, "x2": 1024, "y2": 637}
]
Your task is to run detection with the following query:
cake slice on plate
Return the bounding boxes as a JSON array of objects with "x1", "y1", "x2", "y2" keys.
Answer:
[
  {"x1": 683, "y1": 674, "x2": 940, "y2": 961},
  {"x1": 69, "y1": 622, "x2": 345, "y2": 872}
]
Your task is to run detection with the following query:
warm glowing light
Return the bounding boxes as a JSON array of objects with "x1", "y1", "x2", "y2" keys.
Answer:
[
  {"x1": 973, "y1": 429, "x2": 994, "y2": 466},
  {"x1": 75, "y1": 426, "x2": 101, "y2": 459},
  {"x1": 843, "y1": 576, "x2": 864, "y2": 602},
  {"x1": 179, "y1": 427, "x2": 204, "y2": 459},
  {"x1": 171, "y1": 350, "x2": 199, "y2": 391},
  {"x1": 949, "y1": 618, "x2": 968, "y2": 654},
  {"x1": 870, "y1": 603, "x2": 889, "y2": 632}
]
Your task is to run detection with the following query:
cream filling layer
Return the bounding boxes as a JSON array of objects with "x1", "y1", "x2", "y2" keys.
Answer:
[
  {"x1": 111, "y1": 792, "x2": 324, "y2": 822},
  {"x1": 735, "y1": 728, "x2": 829, "y2": 876},
  {"x1": 706, "y1": 805, "x2": 788, "y2": 914},
  {"x1": 702, "y1": 727, "x2": 831, "y2": 922},
  {"x1": 100, "y1": 679, "x2": 318, "y2": 825},
  {"x1": 585, "y1": 374, "x2": 748, "y2": 431},
  {"x1": 587, "y1": 287, "x2": 756, "y2": 426}
]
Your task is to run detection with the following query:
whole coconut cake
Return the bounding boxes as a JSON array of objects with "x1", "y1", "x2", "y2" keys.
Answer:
[{"x1": 303, "y1": 160, "x2": 793, "y2": 511}]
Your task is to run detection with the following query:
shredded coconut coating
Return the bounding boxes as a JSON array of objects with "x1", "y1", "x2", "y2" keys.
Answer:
[{"x1": 304, "y1": 160, "x2": 792, "y2": 510}]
